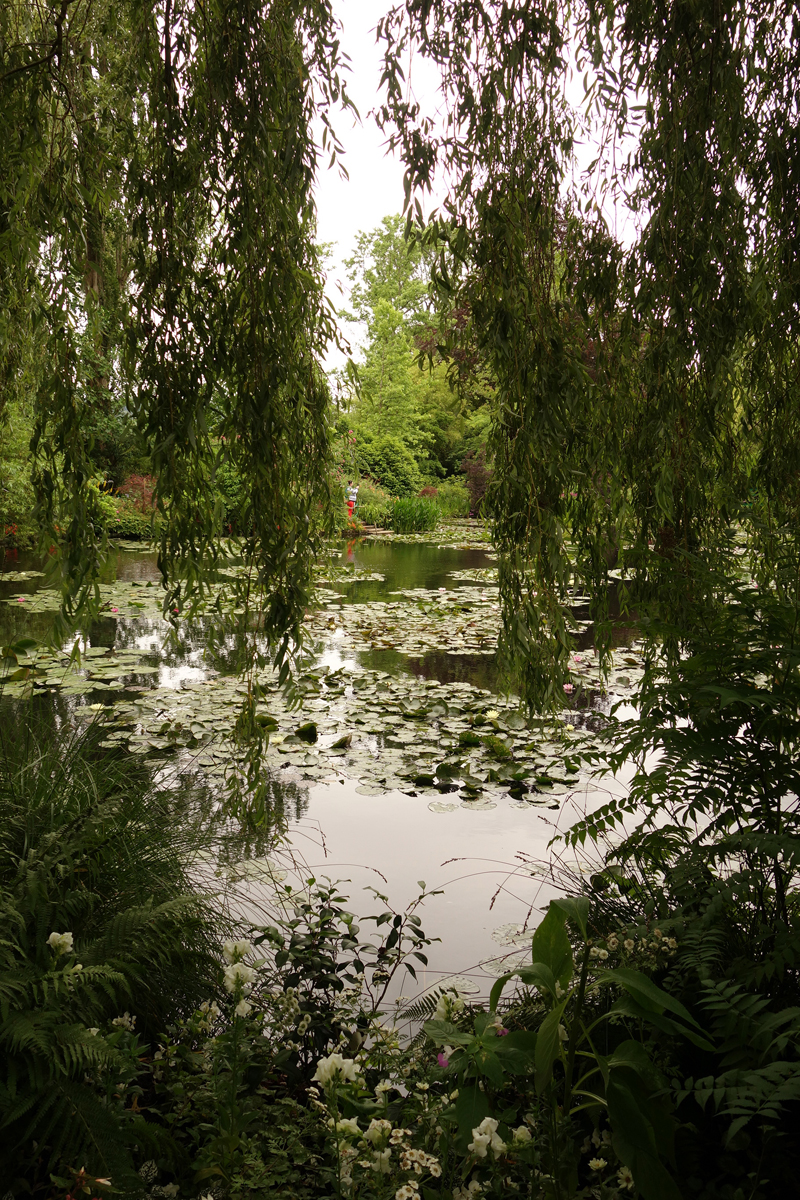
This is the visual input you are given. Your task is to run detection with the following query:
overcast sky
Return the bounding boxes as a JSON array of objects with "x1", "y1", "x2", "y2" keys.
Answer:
[
  {"x1": 313, "y1": 2, "x2": 638, "y2": 370},
  {"x1": 313, "y1": 0, "x2": 446, "y2": 368}
]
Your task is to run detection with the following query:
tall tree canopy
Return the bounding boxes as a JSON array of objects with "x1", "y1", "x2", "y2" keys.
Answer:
[
  {"x1": 1, "y1": 0, "x2": 350, "y2": 650},
  {"x1": 378, "y1": 0, "x2": 800, "y2": 706}
]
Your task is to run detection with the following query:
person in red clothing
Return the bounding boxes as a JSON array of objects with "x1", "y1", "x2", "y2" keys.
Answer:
[{"x1": 346, "y1": 480, "x2": 359, "y2": 519}]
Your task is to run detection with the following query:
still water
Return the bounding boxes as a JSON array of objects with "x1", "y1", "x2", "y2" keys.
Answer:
[{"x1": 0, "y1": 533, "x2": 628, "y2": 997}]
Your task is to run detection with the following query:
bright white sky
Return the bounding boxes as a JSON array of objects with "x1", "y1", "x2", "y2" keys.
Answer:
[
  {"x1": 313, "y1": 0, "x2": 443, "y2": 369},
  {"x1": 313, "y1": 1, "x2": 638, "y2": 371}
]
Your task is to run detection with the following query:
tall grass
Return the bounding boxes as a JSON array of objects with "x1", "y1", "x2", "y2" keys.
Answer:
[{"x1": 389, "y1": 496, "x2": 440, "y2": 532}]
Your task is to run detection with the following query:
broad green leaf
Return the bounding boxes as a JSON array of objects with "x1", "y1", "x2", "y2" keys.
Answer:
[
  {"x1": 552, "y1": 896, "x2": 590, "y2": 940},
  {"x1": 594, "y1": 968, "x2": 701, "y2": 1028},
  {"x1": 423, "y1": 1019, "x2": 473, "y2": 1047},
  {"x1": 454, "y1": 1084, "x2": 491, "y2": 1149},
  {"x1": 534, "y1": 1000, "x2": 567, "y2": 1093},
  {"x1": 607, "y1": 1076, "x2": 682, "y2": 1200},
  {"x1": 530, "y1": 903, "x2": 573, "y2": 987}
]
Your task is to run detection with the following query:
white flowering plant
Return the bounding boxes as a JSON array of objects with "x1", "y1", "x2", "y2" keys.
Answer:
[{"x1": 480, "y1": 896, "x2": 704, "y2": 1199}]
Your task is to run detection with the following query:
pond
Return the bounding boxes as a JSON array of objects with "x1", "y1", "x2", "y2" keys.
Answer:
[{"x1": 0, "y1": 524, "x2": 642, "y2": 998}]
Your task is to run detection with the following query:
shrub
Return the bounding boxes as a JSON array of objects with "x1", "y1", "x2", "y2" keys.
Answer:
[
  {"x1": 116, "y1": 474, "x2": 157, "y2": 514},
  {"x1": 463, "y1": 444, "x2": 493, "y2": 514},
  {"x1": 355, "y1": 476, "x2": 393, "y2": 527},
  {"x1": 355, "y1": 432, "x2": 422, "y2": 496},
  {"x1": 433, "y1": 476, "x2": 471, "y2": 517},
  {"x1": 390, "y1": 496, "x2": 440, "y2": 532}
]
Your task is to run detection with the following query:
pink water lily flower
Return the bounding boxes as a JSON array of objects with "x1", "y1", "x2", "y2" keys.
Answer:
[{"x1": 563, "y1": 682, "x2": 574, "y2": 693}]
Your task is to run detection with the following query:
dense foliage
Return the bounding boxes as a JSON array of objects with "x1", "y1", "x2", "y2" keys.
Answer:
[
  {"x1": 1, "y1": 0, "x2": 349, "y2": 651},
  {"x1": 377, "y1": 0, "x2": 800, "y2": 707}
]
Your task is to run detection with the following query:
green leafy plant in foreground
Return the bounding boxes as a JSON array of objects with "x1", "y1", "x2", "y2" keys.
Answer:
[{"x1": 0, "y1": 724, "x2": 223, "y2": 1191}]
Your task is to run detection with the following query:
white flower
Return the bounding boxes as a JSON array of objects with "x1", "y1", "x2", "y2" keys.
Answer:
[
  {"x1": 375, "y1": 1080, "x2": 393, "y2": 1096},
  {"x1": 558, "y1": 1024, "x2": 569, "y2": 1042},
  {"x1": 513, "y1": 1125, "x2": 532, "y2": 1143},
  {"x1": 234, "y1": 998, "x2": 252, "y2": 1018},
  {"x1": 312, "y1": 1052, "x2": 361, "y2": 1086},
  {"x1": 86, "y1": 1027, "x2": 99, "y2": 1037},
  {"x1": 47, "y1": 931, "x2": 73, "y2": 955},
  {"x1": 223, "y1": 938, "x2": 253, "y2": 963},
  {"x1": 335, "y1": 1116, "x2": 361, "y2": 1138},
  {"x1": 598, "y1": 948, "x2": 609, "y2": 960},
  {"x1": 607, "y1": 935, "x2": 619, "y2": 951},
  {"x1": 364, "y1": 1118, "x2": 392, "y2": 1144},
  {"x1": 555, "y1": 983, "x2": 566, "y2": 999},
  {"x1": 589, "y1": 946, "x2": 600, "y2": 958},
  {"x1": 618, "y1": 1165, "x2": 635, "y2": 1189},
  {"x1": 589, "y1": 1157, "x2": 607, "y2": 1170},
  {"x1": 667, "y1": 937, "x2": 678, "y2": 949},
  {"x1": 111, "y1": 1012, "x2": 136, "y2": 1031},
  {"x1": 223, "y1": 961, "x2": 256, "y2": 993},
  {"x1": 434, "y1": 990, "x2": 465, "y2": 1022},
  {"x1": 162, "y1": 1187, "x2": 179, "y2": 1198},
  {"x1": 652, "y1": 928, "x2": 662, "y2": 940},
  {"x1": 468, "y1": 1116, "x2": 506, "y2": 1160},
  {"x1": 371, "y1": 1148, "x2": 392, "y2": 1173},
  {"x1": 624, "y1": 938, "x2": 635, "y2": 951}
]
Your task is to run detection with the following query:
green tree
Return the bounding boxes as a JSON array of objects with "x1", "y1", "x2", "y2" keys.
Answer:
[
  {"x1": 377, "y1": 0, "x2": 800, "y2": 706},
  {"x1": 1, "y1": 0, "x2": 351, "y2": 656}
]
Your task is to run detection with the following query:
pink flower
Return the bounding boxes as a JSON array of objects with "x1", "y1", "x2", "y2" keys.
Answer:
[
  {"x1": 563, "y1": 683, "x2": 574, "y2": 693},
  {"x1": 497, "y1": 1027, "x2": 509, "y2": 1036},
  {"x1": 437, "y1": 1052, "x2": 449, "y2": 1068},
  {"x1": 173, "y1": 607, "x2": 179, "y2": 613},
  {"x1": 111, "y1": 607, "x2": 119, "y2": 613},
  {"x1": 17, "y1": 597, "x2": 25, "y2": 602}
]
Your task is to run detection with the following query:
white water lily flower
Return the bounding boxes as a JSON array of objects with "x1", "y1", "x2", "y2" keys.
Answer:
[
  {"x1": 223, "y1": 961, "x2": 256, "y2": 993},
  {"x1": 47, "y1": 931, "x2": 73, "y2": 955},
  {"x1": 234, "y1": 998, "x2": 252, "y2": 1018},
  {"x1": 589, "y1": 1157, "x2": 607, "y2": 1171},
  {"x1": 223, "y1": 938, "x2": 253, "y2": 964},
  {"x1": 312, "y1": 1052, "x2": 361, "y2": 1086}
]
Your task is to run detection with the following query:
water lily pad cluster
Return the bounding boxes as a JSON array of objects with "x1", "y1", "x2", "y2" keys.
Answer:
[
  {"x1": 86, "y1": 662, "x2": 613, "y2": 810},
  {"x1": 306, "y1": 587, "x2": 502, "y2": 657}
]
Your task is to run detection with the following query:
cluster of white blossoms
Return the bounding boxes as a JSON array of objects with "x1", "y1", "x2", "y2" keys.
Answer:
[
  {"x1": 197, "y1": 1000, "x2": 221, "y2": 1031},
  {"x1": 399, "y1": 1147, "x2": 441, "y2": 1177},
  {"x1": 223, "y1": 938, "x2": 253, "y2": 964},
  {"x1": 223, "y1": 961, "x2": 256, "y2": 994},
  {"x1": 434, "y1": 990, "x2": 465, "y2": 1022},
  {"x1": 47, "y1": 931, "x2": 73, "y2": 955},
  {"x1": 589, "y1": 946, "x2": 609, "y2": 961},
  {"x1": 468, "y1": 1116, "x2": 507, "y2": 1160},
  {"x1": 395, "y1": 1182, "x2": 420, "y2": 1200},
  {"x1": 312, "y1": 1052, "x2": 361, "y2": 1086},
  {"x1": 112, "y1": 1012, "x2": 136, "y2": 1031},
  {"x1": 453, "y1": 1181, "x2": 483, "y2": 1200}
]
